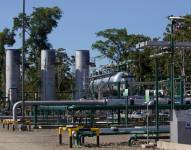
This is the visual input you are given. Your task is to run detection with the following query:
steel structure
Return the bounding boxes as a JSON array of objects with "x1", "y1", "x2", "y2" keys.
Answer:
[
  {"x1": 136, "y1": 41, "x2": 191, "y2": 49},
  {"x1": 6, "y1": 49, "x2": 20, "y2": 108},
  {"x1": 41, "y1": 49, "x2": 56, "y2": 101},
  {"x1": 136, "y1": 40, "x2": 191, "y2": 141},
  {"x1": 75, "y1": 50, "x2": 90, "y2": 99}
]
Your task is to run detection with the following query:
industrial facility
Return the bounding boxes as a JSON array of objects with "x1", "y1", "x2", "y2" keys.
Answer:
[{"x1": 1, "y1": 1, "x2": 191, "y2": 150}]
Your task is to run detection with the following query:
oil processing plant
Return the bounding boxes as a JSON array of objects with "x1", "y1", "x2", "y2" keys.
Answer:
[
  {"x1": 1, "y1": 3, "x2": 191, "y2": 150},
  {"x1": 1, "y1": 45, "x2": 191, "y2": 149}
]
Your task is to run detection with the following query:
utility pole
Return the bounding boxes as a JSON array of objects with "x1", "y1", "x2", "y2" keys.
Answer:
[
  {"x1": 170, "y1": 18, "x2": 175, "y2": 117},
  {"x1": 168, "y1": 15, "x2": 184, "y2": 120},
  {"x1": 21, "y1": 0, "x2": 26, "y2": 122},
  {"x1": 155, "y1": 56, "x2": 159, "y2": 141}
]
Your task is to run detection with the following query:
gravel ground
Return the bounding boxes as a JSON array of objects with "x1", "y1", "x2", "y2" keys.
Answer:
[{"x1": 0, "y1": 127, "x2": 157, "y2": 150}]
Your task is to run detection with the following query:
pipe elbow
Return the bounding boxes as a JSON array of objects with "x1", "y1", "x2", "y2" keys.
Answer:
[{"x1": 12, "y1": 101, "x2": 22, "y2": 121}]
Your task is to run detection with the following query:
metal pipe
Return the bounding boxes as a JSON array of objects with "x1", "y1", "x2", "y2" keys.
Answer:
[{"x1": 12, "y1": 100, "x2": 106, "y2": 121}]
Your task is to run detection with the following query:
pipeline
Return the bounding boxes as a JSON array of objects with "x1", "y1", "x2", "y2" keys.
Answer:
[
  {"x1": 13, "y1": 100, "x2": 106, "y2": 121},
  {"x1": 128, "y1": 135, "x2": 170, "y2": 146}
]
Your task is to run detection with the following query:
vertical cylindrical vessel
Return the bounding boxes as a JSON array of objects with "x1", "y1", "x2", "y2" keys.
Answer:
[
  {"x1": 6, "y1": 49, "x2": 20, "y2": 106},
  {"x1": 75, "y1": 50, "x2": 90, "y2": 99},
  {"x1": 41, "y1": 49, "x2": 56, "y2": 101}
]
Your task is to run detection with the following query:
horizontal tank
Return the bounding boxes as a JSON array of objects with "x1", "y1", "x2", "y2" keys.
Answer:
[
  {"x1": 6, "y1": 49, "x2": 20, "y2": 107},
  {"x1": 41, "y1": 49, "x2": 56, "y2": 101},
  {"x1": 75, "y1": 50, "x2": 90, "y2": 99},
  {"x1": 90, "y1": 72, "x2": 133, "y2": 99},
  {"x1": 90, "y1": 72, "x2": 130, "y2": 87}
]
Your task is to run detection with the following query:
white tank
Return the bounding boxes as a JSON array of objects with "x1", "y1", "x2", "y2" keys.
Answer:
[
  {"x1": 90, "y1": 72, "x2": 133, "y2": 99},
  {"x1": 6, "y1": 49, "x2": 20, "y2": 106},
  {"x1": 75, "y1": 50, "x2": 90, "y2": 99},
  {"x1": 41, "y1": 49, "x2": 56, "y2": 101}
]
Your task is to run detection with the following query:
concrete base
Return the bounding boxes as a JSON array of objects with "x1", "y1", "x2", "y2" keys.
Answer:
[
  {"x1": 141, "y1": 143, "x2": 155, "y2": 148},
  {"x1": 157, "y1": 141, "x2": 191, "y2": 150},
  {"x1": 171, "y1": 110, "x2": 191, "y2": 144}
]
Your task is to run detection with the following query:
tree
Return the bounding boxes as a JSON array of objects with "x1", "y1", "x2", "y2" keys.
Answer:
[
  {"x1": 92, "y1": 28, "x2": 150, "y2": 63},
  {"x1": 0, "y1": 28, "x2": 15, "y2": 94},
  {"x1": 55, "y1": 48, "x2": 74, "y2": 96},
  {"x1": 13, "y1": 7, "x2": 62, "y2": 91},
  {"x1": 92, "y1": 28, "x2": 152, "y2": 81},
  {"x1": 130, "y1": 48, "x2": 154, "y2": 81}
]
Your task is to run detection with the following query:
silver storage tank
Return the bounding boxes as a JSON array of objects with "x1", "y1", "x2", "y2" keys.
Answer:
[
  {"x1": 6, "y1": 49, "x2": 20, "y2": 106},
  {"x1": 75, "y1": 50, "x2": 90, "y2": 99},
  {"x1": 41, "y1": 49, "x2": 56, "y2": 101}
]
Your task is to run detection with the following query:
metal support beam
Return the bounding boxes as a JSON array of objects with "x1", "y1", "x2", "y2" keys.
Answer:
[{"x1": 136, "y1": 41, "x2": 191, "y2": 49}]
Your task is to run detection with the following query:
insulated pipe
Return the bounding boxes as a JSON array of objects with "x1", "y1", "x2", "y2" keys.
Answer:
[{"x1": 13, "y1": 100, "x2": 106, "y2": 121}]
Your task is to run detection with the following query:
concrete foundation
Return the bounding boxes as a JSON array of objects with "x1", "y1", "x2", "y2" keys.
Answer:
[
  {"x1": 170, "y1": 110, "x2": 191, "y2": 144},
  {"x1": 157, "y1": 141, "x2": 191, "y2": 150}
]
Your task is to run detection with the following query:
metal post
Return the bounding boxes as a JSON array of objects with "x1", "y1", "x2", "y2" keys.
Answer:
[
  {"x1": 21, "y1": 0, "x2": 26, "y2": 121},
  {"x1": 155, "y1": 57, "x2": 159, "y2": 141},
  {"x1": 125, "y1": 81, "x2": 128, "y2": 127},
  {"x1": 117, "y1": 109, "x2": 121, "y2": 124},
  {"x1": 125, "y1": 95, "x2": 128, "y2": 127},
  {"x1": 180, "y1": 77, "x2": 184, "y2": 104},
  {"x1": 97, "y1": 136, "x2": 99, "y2": 147},
  {"x1": 59, "y1": 133, "x2": 62, "y2": 145},
  {"x1": 69, "y1": 136, "x2": 72, "y2": 148},
  {"x1": 146, "y1": 102, "x2": 149, "y2": 144},
  {"x1": 117, "y1": 82, "x2": 120, "y2": 98},
  {"x1": 111, "y1": 110, "x2": 114, "y2": 124},
  {"x1": 34, "y1": 105, "x2": 38, "y2": 128},
  {"x1": 170, "y1": 20, "x2": 175, "y2": 120}
]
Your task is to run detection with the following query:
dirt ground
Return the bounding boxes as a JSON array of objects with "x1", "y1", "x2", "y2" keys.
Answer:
[{"x1": 0, "y1": 126, "x2": 157, "y2": 150}]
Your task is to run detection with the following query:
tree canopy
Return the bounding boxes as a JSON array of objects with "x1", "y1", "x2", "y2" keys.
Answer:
[
  {"x1": 92, "y1": 28, "x2": 150, "y2": 63},
  {"x1": 13, "y1": 7, "x2": 63, "y2": 92}
]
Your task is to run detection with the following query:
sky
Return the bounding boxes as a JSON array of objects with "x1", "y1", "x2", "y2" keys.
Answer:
[{"x1": 0, "y1": 0, "x2": 191, "y2": 66}]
